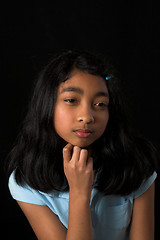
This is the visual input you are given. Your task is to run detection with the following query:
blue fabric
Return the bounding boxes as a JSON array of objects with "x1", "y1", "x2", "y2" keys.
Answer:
[{"x1": 9, "y1": 171, "x2": 157, "y2": 240}]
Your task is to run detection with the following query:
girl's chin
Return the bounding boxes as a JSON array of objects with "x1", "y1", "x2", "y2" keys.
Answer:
[
  {"x1": 59, "y1": 135, "x2": 94, "y2": 148},
  {"x1": 64, "y1": 140, "x2": 92, "y2": 149},
  {"x1": 69, "y1": 139, "x2": 93, "y2": 148}
]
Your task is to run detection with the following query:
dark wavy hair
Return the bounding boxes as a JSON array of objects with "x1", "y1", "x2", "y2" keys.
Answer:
[{"x1": 7, "y1": 50, "x2": 159, "y2": 195}]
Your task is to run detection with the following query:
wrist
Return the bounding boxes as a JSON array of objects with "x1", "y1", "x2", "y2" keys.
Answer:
[{"x1": 69, "y1": 189, "x2": 91, "y2": 203}]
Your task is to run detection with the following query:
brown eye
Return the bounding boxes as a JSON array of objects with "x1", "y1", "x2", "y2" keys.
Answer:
[
  {"x1": 95, "y1": 102, "x2": 107, "y2": 107},
  {"x1": 64, "y1": 99, "x2": 76, "y2": 103}
]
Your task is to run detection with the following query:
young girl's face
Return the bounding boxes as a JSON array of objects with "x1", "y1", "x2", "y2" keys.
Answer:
[{"x1": 54, "y1": 70, "x2": 109, "y2": 148}]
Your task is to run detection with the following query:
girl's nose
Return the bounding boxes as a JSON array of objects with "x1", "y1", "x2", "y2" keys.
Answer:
[{"x1": 77, "y1": 106, "x2": 94, "y2": 124}]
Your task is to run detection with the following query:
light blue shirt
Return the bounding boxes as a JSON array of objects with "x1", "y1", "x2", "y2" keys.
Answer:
[{"x1": 9, "y1": 171, "x2": 157, "y2": 240}]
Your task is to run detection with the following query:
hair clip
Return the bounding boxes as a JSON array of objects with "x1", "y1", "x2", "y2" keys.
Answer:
[{"x1": 106, "y1": 76, "x2": 112, "y2": 80}]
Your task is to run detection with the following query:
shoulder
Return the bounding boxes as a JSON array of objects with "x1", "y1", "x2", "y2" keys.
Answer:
[
  {"x1": 8, "y1": 171, "x2": 46, "y2": 205},
  {"x1": 8, "y1": 171, "x2": 69, "y2": 219},
  {"x1": 132, "y1": 172, "x2": 157, "y2": 199}
]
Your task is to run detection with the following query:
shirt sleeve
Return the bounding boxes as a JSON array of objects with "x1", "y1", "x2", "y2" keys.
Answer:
[
  {"x1": 133, "y1": 172, "x2": 157, "y2": 199},
  {"x1": 8, "y1": 171, "x2": 46, "y2": 205}
]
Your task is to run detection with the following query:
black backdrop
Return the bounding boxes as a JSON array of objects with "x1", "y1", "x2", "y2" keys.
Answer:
[{"x1": 1, "y1": 1, "x2": 160, "y2": 239}]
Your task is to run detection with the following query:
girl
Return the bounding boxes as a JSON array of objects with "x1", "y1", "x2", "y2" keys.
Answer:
[{"x1": 7, "y1": 50, "x2": 158, "y2": 240}]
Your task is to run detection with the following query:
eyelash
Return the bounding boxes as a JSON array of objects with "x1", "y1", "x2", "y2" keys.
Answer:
[
  {"x1": 64, "y1": 99, "x2": 76, "y2": 103},
  {"x1": 64, "y1": 99, "x2": 107, "y2": 108},
  {"x1": 95, "y1": 102, "x2": 107, "y2": 107}
]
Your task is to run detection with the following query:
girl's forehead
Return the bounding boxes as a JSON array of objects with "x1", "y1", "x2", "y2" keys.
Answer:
[{"x1": 58, "y1": 70, "x2": 108, "y2": 94}]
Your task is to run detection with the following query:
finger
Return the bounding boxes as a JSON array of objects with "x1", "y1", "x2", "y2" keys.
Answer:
[
  {"x1": 87, "y1": 157, "x2": 93, "y2": 169},
  {"x1": 79, "y1": 149, "x2": 88, "y2": 167},
  {"x1": 63, "y1": 143, "x2": 73, "y2": 162},
  {"x1": 72, "y1": 146, "x2": 81, "y2": 162},
  {"x1": 87, "y1": 157, "x2": 94, "y2": 185}
]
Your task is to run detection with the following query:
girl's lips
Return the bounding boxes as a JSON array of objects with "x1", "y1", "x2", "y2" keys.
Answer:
[{"x1": 73, "y1": 129, "x2": 92, "y2": 138}]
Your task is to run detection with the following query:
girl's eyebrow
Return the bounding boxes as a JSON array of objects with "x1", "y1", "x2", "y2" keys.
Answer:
[
  {"x1": 60, "y1": 87, "x2": 109, "y2": 98},
  {"x1": 95, "y1": 91, "x2": 109, "y2": 98},
  {"x1": 60, "y1": 87, "x2": 83, "y2": 95}
]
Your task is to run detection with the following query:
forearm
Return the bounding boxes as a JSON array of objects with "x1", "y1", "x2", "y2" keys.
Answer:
[{"x1": 66, "y1": 191, "x2": 94, "y2": 240}]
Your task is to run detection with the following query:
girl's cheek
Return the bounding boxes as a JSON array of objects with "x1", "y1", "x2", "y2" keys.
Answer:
[
  {"x1": 54, "y1": 106, "x2": 73, "y2": 129},
  {"x1": 57, "y1": 107, "x2": 71, "y2": 121}
]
